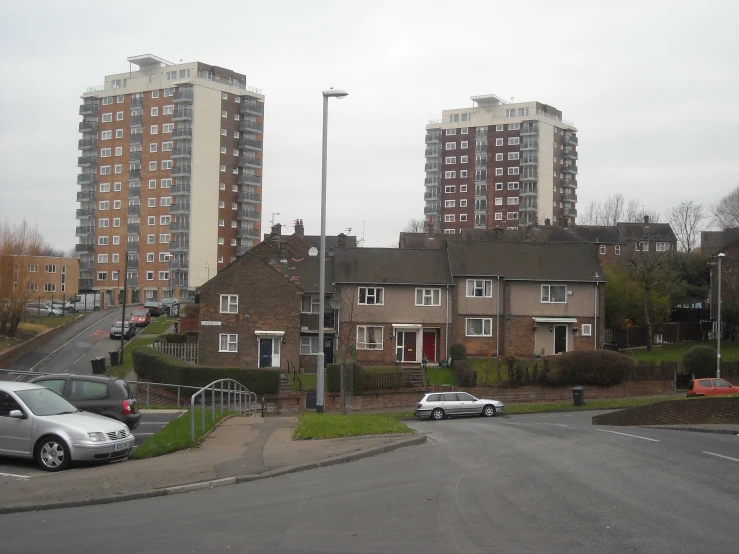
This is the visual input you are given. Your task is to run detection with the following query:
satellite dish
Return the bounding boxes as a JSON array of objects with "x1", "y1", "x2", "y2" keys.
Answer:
[
  {"x1": 327, "y1": 247, "x2": 336, "y2": 257},
  {"x1": 329, "y1": 295, "x2": 341, "y2": 310},
  {"x1": 308, "y1": 247, "x2": 318, "y2": 257}
]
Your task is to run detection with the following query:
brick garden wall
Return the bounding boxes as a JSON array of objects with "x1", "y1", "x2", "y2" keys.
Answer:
[{"x1": 592, "y1": 397, "x2": 739, "y2": 426}]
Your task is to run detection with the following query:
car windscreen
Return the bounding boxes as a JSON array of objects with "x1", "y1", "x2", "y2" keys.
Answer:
[
  {"x1": 15, "y1": 388, "x2": 79, "y2": 416},
  {"x1": 133, "y1": 310, "x2": 148, "y2": 316}
]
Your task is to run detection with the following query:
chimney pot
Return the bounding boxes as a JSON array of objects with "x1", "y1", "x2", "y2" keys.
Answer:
[
  {"x1": 643, "y1": 215, "x2": 650, "y2": 224},
  {"x1": 294, "y1": 218, "x2": 304, "y2": 237},
  {"x1": 337, "y1": 233, "x2": 346, "y2": 248}
]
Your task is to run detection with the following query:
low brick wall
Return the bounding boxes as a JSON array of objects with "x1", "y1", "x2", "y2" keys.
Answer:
[
  {"x1": 261, "y1": 392, "x2": 304, "y2": 415},
  {"x1": 592, "y1": 397, "x2": 739, "y2": 426}
]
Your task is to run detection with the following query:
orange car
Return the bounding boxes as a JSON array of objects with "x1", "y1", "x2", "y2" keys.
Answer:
[
  {"x1": 130, "y1": 309, "x2": 151, "y2": 327},
  {"x1": 686, "y1": 378, "x2": 739, "y2": 397}
]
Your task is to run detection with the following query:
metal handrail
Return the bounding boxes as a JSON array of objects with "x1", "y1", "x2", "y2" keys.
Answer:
[
  {"x1": 190, "y1": 379, "x2": 256, "y2": 441},
  {"x1": 288, "y1": 360, "x2": 300, "y2": 390}
]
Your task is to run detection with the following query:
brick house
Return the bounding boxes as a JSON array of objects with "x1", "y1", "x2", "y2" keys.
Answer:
[{"x1": 701, "y1": 228, "x2": 739, "y2": 321}]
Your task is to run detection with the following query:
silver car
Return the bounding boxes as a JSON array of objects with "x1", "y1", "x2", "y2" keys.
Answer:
[
  {"x1": 25, "y1": 302, "x2": 64, "y2": 317},
  {"x1": 0, "y1": 381, "x2": 135, "y2": 471},
  {"x1": 415, "y1": 391, "x2": 505, "y2": 420}
]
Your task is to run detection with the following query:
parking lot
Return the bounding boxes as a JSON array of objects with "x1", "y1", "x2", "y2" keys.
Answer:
[{"x1": 0, "y1": 411, "x2": 182, "y2": 483}]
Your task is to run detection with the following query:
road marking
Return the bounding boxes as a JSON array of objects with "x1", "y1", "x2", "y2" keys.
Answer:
[
  {"x1": 596, "y1": 429, "x2": 660, "y2": 442},
  {"x1": 0, "y1": 472, "x2": 30, "y2": 479},
  {"x1": 703, "y1": 451, "x2": 739, "y2": 463},
  {"x1": 133, "y1": 432, "x2": 156, "y2": 436},
  {"x1": 535, "y1": 423, "x2": 569, "y2": 427}
]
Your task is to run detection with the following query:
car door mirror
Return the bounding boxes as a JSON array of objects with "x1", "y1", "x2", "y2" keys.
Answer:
[{"x1": 9, "y1": 409, "x2": 26, "y2": 419}]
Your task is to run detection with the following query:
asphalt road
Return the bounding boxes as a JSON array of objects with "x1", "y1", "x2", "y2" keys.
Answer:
[
  {"x1": 0, "y1": 412, "x2": 737, "y2": 553},
  {"x1": 0, "y1": 411, "x2": 180, "y2": 484},
  {"x1": 1, "y1": 307, "x2": 148, "y2": 378}
]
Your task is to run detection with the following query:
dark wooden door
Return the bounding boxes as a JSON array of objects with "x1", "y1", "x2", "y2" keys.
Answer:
[
  {"x1": 422, "y1": 331, "x2": 436, "y2": 362},
  {"x1": 402, "y1": 331, "x2": 417, "y2": 362},
  {"x1": 554, "y1": 325, "x2": 567, "y2": 354},
  {"x1": 259, "y1": 338, "x2": 272, "y2": 368}
]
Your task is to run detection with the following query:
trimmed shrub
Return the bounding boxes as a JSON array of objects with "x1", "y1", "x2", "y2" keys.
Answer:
[
  {"x1": 682, "y1": 345, "x2": 717, "y2": 378},
  {"x1": 449, "y1": 343, "x2": 467, "y2": 361},
  {"x1": 452, "y1": 360, "x2": 478, "y2": 388},
  {"x1": 133, "y1": 348, "x2": 280, "y2": 394},
  {"x1": 547, "y1": 350, "x2": 634, "y2": 386},
  {"x1": 326, "y1": 363, "x2": 363, "y2": 393},
  {"x1": 161, "y1": 333, "x2": 187, "y2": 344}
]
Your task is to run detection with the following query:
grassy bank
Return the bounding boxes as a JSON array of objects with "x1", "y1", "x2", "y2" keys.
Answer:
[
  {"x1": 109, "y1": 336, "x2": 159, "y2": 378},
  {"x1": 293, "y1": 412, "x2": 414, "y2": 440},
  {"x1": 141, "y1": 316, "x2": 174, "y2": 335},
  {"x1": 627, "y1": 341, "x2": 739, "y2": 363},
  {"x1": 131, "y1": 408, "x2": 236, "y2": 459},
  {"x1": 0, "y1": 313, "x2": 82, "y2": 353}
]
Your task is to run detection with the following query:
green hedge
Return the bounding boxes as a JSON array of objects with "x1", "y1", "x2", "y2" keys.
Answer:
[
  {"x1": 547, "y1": 350, "x2": 634, "y2": 386},
  {"x1": 326, "y1": 363, "x2": 363, "y2": 393},
  {"x1": 683, "y1": 346, "x2": 717, "y2": 378},
  {"x1": 133, "y1": 348, "x2": 280, "y2": 394},
  {"x1": 161, "y1": 333, "x2": 187, "y2": 344}
]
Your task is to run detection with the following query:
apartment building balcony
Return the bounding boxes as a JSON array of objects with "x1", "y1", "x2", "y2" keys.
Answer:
[
  {"x1": 78, "y1": 138, "x2": 98, "y2": 150},
  {"x1": 563, "y1": 164, "x2": 578, "y2": 175},
  {"x1": 173, "y1": 89, "x2": 194, "y2": 103},
  {"x1": 425, "y1": 134, "x2": 440, "y2": 144},
  {"x1": 170, "y1": 220, "x2": 190, "y2": 233},
  {"x1": 78, "y1": 261, "x2": 93, "y2": 271},
  {"x1": 564, "y1": 207, "x2": 578, "y2": 217},
  {"x1": 171, "y1": 183, "x2": 190, "y2": 195},
  {"x1": 237, "y1": 245, "x2": 251, "y2": 256},
  {"x1": 521, "y1": 124, "x2": 539, "y2": 135},
  {"x1": 424, "y1": 191, "x2": 439, "y2": 200},
  {"x1": 128, "y1": 205, "x2": 140, "y2": 216},
  {"x1": 76, "y1": 208, "x2": 95, "y2": 219},
  {"x1": 239, "y1": 155, "x2": 262, "y2": 168},
  {"x1": 424, "y1": 163, "x2": 441, "y2": 172},
  {"x1": 238, "y1": 191, "x2": 260, "y2": 203},
  {"x1": 129, "y1": 134, "x2": 142, "y2": 144},
  {"x1": 130, "y1": 98, "x2": 143, "y2": 109},
  {"x1": 474, "y1": 218, "x2": 487, "y2": 229},
  {"x1": 240, "y1": 101, "x2": 264, "y2": 116},
  {"x1": 171, "y1": 164, "x2": 192, "y2": 177},
  {"x1": 424, "y1": 149, "x2": 441, "y2": 157},
  {"x1": 237, "y1": 228, "x2": 260, "y2": 239},
  {"x1": 78, "y1": 279, "x2": 94, "y2": 290},
  {"x1": 521, "y1": 172, "x2": 538, "y2": 182},
  {"x1": 475, "y1": 157, "x2": 487, "y2": 168},
  {"x1": 129, "y1": 151, "x2": 141, "y2": 163},
  {"x1": 565, "y1": 134, "x2": 578, "y2": 145},
  {"x1": 300, "y1": 312, "x2": 336, "y2": 331},
  {"x1": 520, "y1": 187, "x2": 538, "y2": 197},
  {"x1": 521, "y1": 141, "x2": 538, "y2": 151},
  {"x1": 564, "y1": 178, "x2": 578, "y2": 189},
  {"x1": 75, "y1": 242, "x2": 94, "y2": 253},
  {"x1": 169, "y1": 240, "x2": 190, "y2": 252},
  {"x1": 76, "y1": 191, "x2": 95, "y2": 202},
  {"x1": 130, "y1": 115, "x2": 143, "y2": 127},
  {"x1": 240, "y1": 138, "x2": 263, "y2": 151},
  {"x1": 172, "y1": 128, "x2": 193, "y2": 140},
  {"x1": 77, "y1": 156, "x2": 97, "y2": 167},
  {"x1": 77, "y1": 173, "x2": 97, "y2": 185},
  {"x1": 171, "y1": 147, "x2": 192, "y2": 159},
  {"x1": 424, "y1": 206, "x2": 439, "y2": 215},
  {"x1": 475, "y1": 144, "x2": 488, "y2": 154},
  {"x1": 521, "y1": 156, "x2": 538, "y2": 166},
  {"x1": 563, "y1": 148, "x2": 578, "y2": 160},
  {"x1": 75, "y1": 226, "x2": 94, "y2": 237},
  {"x1": 128, "y1": 185, "x2": 140, "y2": 198},
  {"x1": 128, "y1": 169, "x2": 141, "y2": 181},
  {"x1": 239, "y1": 119, "x2": 263, "y2": 133},
  {"x1": 169, "y1": 258, "x2": 189, "y2": 270},
  {"x1": 127, "y1": 242, "x2": 140, "y2": 252},
  {"x1": 520, "y1": 204, "x2": 538, "y2": 213},
  {"x1": 127, "y1": 223, "x2": 139, "y2": 234},
  {"x1": 170, "y1": 202, "x2": 191, "y2": 214},
  {"x1": 127, "y1": 257, "x2": 139, "y2": 269},
  {"x1": 564, "y1": 192, "x2": 578, "y2": 203},
  {"x1": 424, "y1": 177, "x2": 440, "y2": 185},
  {"x1": 172, "y1": 109, "x2": 193, "y2": 121},
  {"x1": 237, "y1": 209, "x2": 260, "y2": 222},
  {"x1": 78, "y1": 120, "x2": 98, "y2": 134},
  {"x1": 238, "y1": 173, "x2": 261, "y2": 186},
  {"x1": 79, "y1": 103, "x2": 98, "y2": 116}
]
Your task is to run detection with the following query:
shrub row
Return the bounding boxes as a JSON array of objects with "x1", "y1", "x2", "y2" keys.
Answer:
[
  {"x1": 133, "y1": 348, "x2": 280, "y2": 394},
  {"x1": 161, "y1": 333, "x2": 187, "y2": 344},
  {"x1": 451, "y1": 360, "x2": 478, "y2": 387},
  {"x1": 326, "y1": 364, "x2": 415, "y2": 392},
  {"x1": 683, "y1": 346, "x2": 717, "y2": 378}
]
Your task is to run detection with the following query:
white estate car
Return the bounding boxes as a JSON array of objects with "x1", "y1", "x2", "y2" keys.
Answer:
[{"x1": 415, "y1": 391, "x2": 505, "y2": 420}]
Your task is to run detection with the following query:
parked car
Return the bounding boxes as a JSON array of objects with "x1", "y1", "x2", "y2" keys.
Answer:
[
  {"x1": 110, "y1": 320, "x2": 136, "y2": 340},
  {"x1": 0, "y1": 381, "x2": 135, "y2": 471},
  {"x1": 25, "y1": 302, "x2": 64, "y2": 317},
  {"x1": 31, "y1": 374, "x2": 141, "y2": 430},
  {"x1": 415, "y1": 391, "x2": 505, "y2": 420},
  {"x1": 687, "y1": 378, "x2": 739, "y2": 397},
  {"x1": 50, "y1": 299, "x2": 76, "y2": 313},
  {"x1": 71, "y1": 293, "x2": 101, "y2": 312},
  {"x1": 130, "y1": 309, "x2": 151, "y2": 327},
  {"x1": 144, "y1": 300, "x2": 163, "y2": 317},
  {"x1": 161, "y1": 297, "x2": 180, "y2": 316}
]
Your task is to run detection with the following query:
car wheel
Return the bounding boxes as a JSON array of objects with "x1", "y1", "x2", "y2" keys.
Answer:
[
  {"x1": 483, "y1": 405, "x2": 496, "y2": 417},
  {"x1": 431, "y1": 408, "x2": 445, "y2": 420},
  {"x1": 35, "y1": 435, "x2": 71, "y2": 472}
]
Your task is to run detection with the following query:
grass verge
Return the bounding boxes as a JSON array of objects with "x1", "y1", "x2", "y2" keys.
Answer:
[
  {"x1": 109, "y1": 336, "x2": 159, "y2": 378},
  {"x1": 291, "y1": 373, "x2": 317, "y2": 391},
  {"x1": 130, "y1": 408, "x2": 237, "y2": 459},
  {"x1": 141, "y1": 316, "x2": 174, "y2": 335},
  {"x1": 293, "y1": 412, "x2": 414, "y2": 440},
  {"x1": 426, "y1": 367, "x2": 456, "y2": 386},
  {"x1": 627, "y1": 341, "x2": 739, "y2": 363},
  {"x1": 1, "y1": 314, "x2": 83, "y2": 354}
]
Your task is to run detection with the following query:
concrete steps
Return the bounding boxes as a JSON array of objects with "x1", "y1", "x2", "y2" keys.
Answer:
[{"x1": 280, "y1": 374, "x2": 293, "y2": 392}]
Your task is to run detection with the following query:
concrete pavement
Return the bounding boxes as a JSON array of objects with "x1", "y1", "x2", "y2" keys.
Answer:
[{"x1": 0, "y1": 415, "x2": 424, "y2": 514}]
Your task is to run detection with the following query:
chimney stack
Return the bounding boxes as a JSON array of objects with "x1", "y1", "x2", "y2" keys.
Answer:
[
  {"x1": 271, "y1": 223, "x2": 281, "y2": 237},
  {"x1": 337, "y1": 233, "x2": 347, "y2": 248},
  {"x1": 643, "y1": 215, "x2": 650, "y2": 224},
  {"x1": 294, "y1": 219, "x2": 304, "y2": 237}
]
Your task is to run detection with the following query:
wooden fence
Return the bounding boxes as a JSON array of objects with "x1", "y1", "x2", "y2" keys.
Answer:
[
  {"x1": 151, "y1": 342, "x2": 199, "y2": 364},
  {"x1": 607, "y1": 322, "x2": 709, "y2": 349}
]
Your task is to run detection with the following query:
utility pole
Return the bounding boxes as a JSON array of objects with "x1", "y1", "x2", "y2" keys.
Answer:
[{"x1": 119, "y1": 251, "x2": 128, "y2": 361}]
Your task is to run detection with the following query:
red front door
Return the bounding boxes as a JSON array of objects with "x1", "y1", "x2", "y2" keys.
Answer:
[{"x1": 423, "y1": 331, "x2": 436, "y2": 362}]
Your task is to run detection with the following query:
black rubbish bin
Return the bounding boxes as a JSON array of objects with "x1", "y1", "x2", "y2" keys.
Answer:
[
  {"x1": 109, "y1": 350, "x2": 120, "y2": 366},
  {"x1": 572, "y1": 386, "x2": 585, "y2": 407},
  {"x1": 91, "y1": 356, "x2": 107, "y2": 374},
  {"x1": 305, "y1": 391, "x2": 317, "y2": 410}
]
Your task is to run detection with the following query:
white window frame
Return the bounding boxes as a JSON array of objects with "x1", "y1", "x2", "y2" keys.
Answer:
[
  {"x1": 581, "y1": 324, "x2": 592, "y2": 337},
  {"x1": 600, "y1": 245, "x2": 606, "y2": 255},
  {"x1": 219, "y1": 334, "x2": 238, "y2": 352},
  {"x1": 415, "y1": 288, "x2": 441, "y2": 306},
  {"x1": 356, "y1": 325, "x2": 383, "y2": 350},
  {"x1": 358, "y1": 287, "x2": 384, "y2": 305},
  {"x1": 541, "y1": 284, "x2": 567, "y2": 304},
  {"x1": 466, "y1": 279, "x2": 492, "y2": 298},
  {"x1": 220, "y1": 294, "x2": 238, "y2": 314},
  {"x1": 466, "y1": 318, "x2": 492, "y2": 337}
]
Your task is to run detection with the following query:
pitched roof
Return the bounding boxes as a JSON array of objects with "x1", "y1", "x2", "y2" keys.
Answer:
[
  {"x1": 569, "y1": 225, "x2": 622, "y2": 244},
  {"x1": 446, "y1": 242, "x2": 604, "y2": 281},
  {"x1": 701, "y1": 229, "x2": 739, "y2": 255},
  {"x1": 304, "y1": 235, "x2": 357, "y2": 249},
  {"x1": 616, "y1": 222, "x2": 677, "y2": 242},
  {"x1": 334, "y1": 248, "x2": 453, "y2": 285},
  {"x1": 265, "y1": 254, "x2": 335, "y2": 294},
  {"x1": 399, "y1": 226, "x2": 587, "y2": 249}
]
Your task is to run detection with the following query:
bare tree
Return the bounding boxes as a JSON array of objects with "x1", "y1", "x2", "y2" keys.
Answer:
[
  {"x1": 712, "y1": 185, "x2": 739, "y2": 229},
  {"x1": 578, "y1": 200, "x2": 600, "y2": 225},
  {"x1": 578, "y1": 194, "x2": 658, "y2": 226},
  {"x1": 402, "y1": 218, "x2": 427, "y2": 233},
  {"x1": 667, "y1": 201, "x2": 704, "y2": 252},
  {"x1": 601, "y1": 194, "x2": 625, "y2": 226}
]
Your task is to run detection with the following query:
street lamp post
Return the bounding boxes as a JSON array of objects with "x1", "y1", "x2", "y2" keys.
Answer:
[
  {"x1": 717, "y1": 252, "x2": 725, "y2": 378},
  {"x1": 316, "y1": 88, "x2": 348, "y2": 414}
]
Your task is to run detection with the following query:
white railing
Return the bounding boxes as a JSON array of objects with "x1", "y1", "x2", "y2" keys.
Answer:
[
  {"x1": 190, "y1": 379, "x2": 256, "y2": 441},
  {"x1": 151, "y1": 342, "x2": 198, "y2": 363}
]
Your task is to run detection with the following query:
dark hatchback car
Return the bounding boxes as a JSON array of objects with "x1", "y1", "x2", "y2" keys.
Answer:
[
  {"x1": 30, "y1": 375, "x2": 141, "y2": 430},
  {"x1": 144, "y1": 300, "x2": 163, "y2": 317}
]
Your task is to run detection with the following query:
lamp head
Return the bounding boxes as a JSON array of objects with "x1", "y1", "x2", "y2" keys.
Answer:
[
  {"x1": 717, "y1": 252, "x2": 726, "y2": 258},
  {"x1": 323, "y1": 88, "x2": 349, "y2": 99}
]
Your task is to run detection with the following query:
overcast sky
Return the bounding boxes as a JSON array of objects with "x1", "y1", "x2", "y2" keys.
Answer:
[{"x1": 1, "y1": 0, "x2": 737, "y2": 251}]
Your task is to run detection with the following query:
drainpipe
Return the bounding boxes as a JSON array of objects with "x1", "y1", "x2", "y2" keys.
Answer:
[
  {"x1": 496, "y1": 277, "x2": 501, "y2": 357},
  {"x1": 445, "y1": 285, "x2": 449, "y2": 360},
  {"x1": 594, "y1": 282, "x2": 598, "y2": 349}
]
